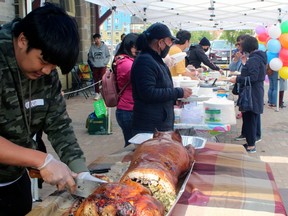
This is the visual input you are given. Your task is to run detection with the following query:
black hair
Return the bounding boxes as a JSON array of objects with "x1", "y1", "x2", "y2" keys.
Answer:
[
  {"x1": 241, "y1": 35, "x2": 258, "y2": 53},
  {"x1": 12, "y1": 2, "x2": 79, "y2": 74},
  {"x1": 120, "y1": 33, "x2": 126, "y2": 40},
  {"x1": 115, "y1": 33, "x2": 139, "y2": 58},
  {"x1": 93, "y1": 33, "x2": 101, "y2": 39},
  {"x1": 136, "y1": 31, "x2": 152, "y2": 51},
  {"x1": 236, "y1": 34, "x2": 249, "y2": 42},
  {"x1": 175, "y1": 30, "x2": 191, "y2": 45}
]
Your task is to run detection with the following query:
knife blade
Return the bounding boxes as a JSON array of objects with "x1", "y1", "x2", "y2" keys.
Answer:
[
  {"x1": 73, "y1": 178, "x2": 104, "y2": 198},
  {"x1": 72, "y1": 172, "x2": 107, "y2": 198}
]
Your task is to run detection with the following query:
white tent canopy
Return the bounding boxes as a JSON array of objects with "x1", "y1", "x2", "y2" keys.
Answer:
[{"x1": 86, "y1": 0, "x2": 288, "y2": 31}]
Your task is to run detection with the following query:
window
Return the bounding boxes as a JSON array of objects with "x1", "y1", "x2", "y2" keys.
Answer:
[{"x1": 46, "y1": 0, "x2": 75, "y2": 17}]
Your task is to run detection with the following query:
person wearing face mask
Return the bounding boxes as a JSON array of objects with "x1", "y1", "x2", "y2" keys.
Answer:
[
  {"x1": 186, "y1": 37, "x2": 223, "y2": 73},
  {"x1": 130, "y1": 23, "x2": 192, "y2": 135},
  {"x1": 168, "y1": 30, "x2": 198, "y2": 79}
]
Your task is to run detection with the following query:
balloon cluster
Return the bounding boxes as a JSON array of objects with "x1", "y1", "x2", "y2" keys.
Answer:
[{"x1": 256, "y1": 20, "x2": 288, "y2": 79}]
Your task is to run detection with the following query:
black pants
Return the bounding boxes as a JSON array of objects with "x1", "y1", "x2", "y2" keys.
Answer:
[
  {"x1": 241, "y1": 113, "x2": 261, "y2": 139},
  {"x1": 242, "y1": 111, "x2": 259, "y2": 147},
  {"x1": 0, "y1": 171, "x2": 32, "y2": 216}
]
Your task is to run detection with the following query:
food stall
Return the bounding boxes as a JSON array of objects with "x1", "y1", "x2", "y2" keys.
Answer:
[{"x1": 28, "y1": 141, "x2": 287, "y2": 216}]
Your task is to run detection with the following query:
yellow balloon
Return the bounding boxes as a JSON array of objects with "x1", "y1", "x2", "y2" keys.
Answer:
[{"x1": 279, "y1": 66, "x2": 288, "y2": 79}]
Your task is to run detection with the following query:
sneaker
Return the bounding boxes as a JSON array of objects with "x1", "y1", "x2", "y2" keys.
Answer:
[
  {"x1": 243, "y1": 144, "x2": 256, "y2": 153},
  {"x1": 94, "y1": 93, "x2": 100, "y2": 100},
  {"x1": 246, "y1": 146, "x2": 256, "y2": 153},
  {"x1": 256, "y1": 138, "x2": 262, "y2": 143},
  {"x1": 234, "y1": 134, "x2": 246, "y2": 141}
]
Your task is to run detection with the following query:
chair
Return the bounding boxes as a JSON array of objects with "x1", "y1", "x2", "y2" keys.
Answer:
[
  {"x1": 78, "y1": 63, "x2": 94, "y2": 96},
  {"x1": 67, "y1": 65, "x2": 89, "y2": 99}
]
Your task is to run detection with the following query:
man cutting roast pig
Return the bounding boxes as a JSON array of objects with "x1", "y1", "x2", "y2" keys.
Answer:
[{"x1": 0, "y1": 3, "x2": 97, "y2": 215}]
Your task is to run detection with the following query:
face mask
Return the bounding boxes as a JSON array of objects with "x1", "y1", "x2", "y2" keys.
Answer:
[
  {"x1": 203, "y1": 48, "x2": 209, "y2": 52},
  {"x1": 160, "y1": 44, "x2": 170, "y2": 58},
  {"x1": 183, "y1": 47, "x2": 189, "y2": 52}
]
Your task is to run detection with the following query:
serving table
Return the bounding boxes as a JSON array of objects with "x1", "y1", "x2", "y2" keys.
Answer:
[{"x1": 28, "y1": 142, "x2": 287, "y2": 216}]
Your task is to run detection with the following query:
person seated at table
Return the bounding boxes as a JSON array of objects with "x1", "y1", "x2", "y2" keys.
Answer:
[
  {"x1": 186, "y1": 37, "x2": 223, "y2": 74},
  {"x1": 168, "y1": 30, "x2": 198, "y2": 80}
]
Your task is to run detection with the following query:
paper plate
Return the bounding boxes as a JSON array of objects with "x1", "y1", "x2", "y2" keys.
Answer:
[{"x1": 170, "y1": 52, "x2": 187, "y2": 63}]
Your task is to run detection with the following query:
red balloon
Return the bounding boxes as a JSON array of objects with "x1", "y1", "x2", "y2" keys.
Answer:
[
  {"x1": 279, "y1": 48, "x2": 288, "y2": 66},
  {"x1": 258, "y1": 32, "x2": 269, "y2": 42}
]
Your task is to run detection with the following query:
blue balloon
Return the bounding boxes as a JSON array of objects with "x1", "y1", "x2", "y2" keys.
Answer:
[
  {"x1": 267, "y1": 39, "x2": 281, "y2": 53},
  {"x1": 266, "y1": 51, "x2": 279, "y2": 63},
  {"x1": 258, "y1": 43, "x2": 266, "y2": 51}
]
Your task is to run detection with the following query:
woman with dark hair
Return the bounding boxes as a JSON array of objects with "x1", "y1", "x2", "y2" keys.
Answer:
[
  {"x1": 229, "y1": 35, "x2": 267, "y2": 153},
  {"x1": 113, "y1": 33, "x2": 139, "y2": 147},
  {"x1": 131, "y1": 23, "x2": 192, "y2": 135}
]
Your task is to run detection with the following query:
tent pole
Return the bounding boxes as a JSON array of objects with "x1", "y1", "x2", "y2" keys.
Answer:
[{"x1": 276, "y1": 72, "x2": 280, "y2": 112}]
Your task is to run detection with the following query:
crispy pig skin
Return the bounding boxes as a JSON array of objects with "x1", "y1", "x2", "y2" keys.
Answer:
[
  {"x1": 121, "y1": 130, "x2": 195, "y2": 194},
  {"x1": 74, "y1": 180, "x2": 165, "y2": 216}
]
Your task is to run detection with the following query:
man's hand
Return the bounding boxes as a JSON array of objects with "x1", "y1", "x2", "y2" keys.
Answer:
[
  {"x1": 38, "y1": 154, "x2": 77, "y2": 193},
  {"x1": 182, "y1": 87, "x2": 192, "y2": 98}
]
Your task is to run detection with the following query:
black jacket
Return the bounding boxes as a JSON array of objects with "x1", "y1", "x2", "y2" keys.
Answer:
[
  {"x1": 236, "y1": 50, "x2": 267, "y2": 114},
  {"x1": 186, "y1": 44, "x2": 220, "y2": 70},
  {"x1": 131, "y1": 48, "x2": 184, "y2": 133}
]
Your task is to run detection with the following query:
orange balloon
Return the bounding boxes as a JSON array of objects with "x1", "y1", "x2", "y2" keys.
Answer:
[
  {"x1": 279, "y1": 66, "x2": 288, "y2": 79},
  {"x1": 279, "y1": 33, "x2": 288, "y2": 49}
]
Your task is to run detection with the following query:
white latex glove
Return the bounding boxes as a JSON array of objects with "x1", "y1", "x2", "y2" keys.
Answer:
[
  {"x1": 163, "y1": 55, "x2": 176, "y2": 68},
  {"x1": 77, "y1": 172, "x2": 107, "y2": 183},
  {"x1": 38, "y1": 154, "x2": 77, "y2": 192}
]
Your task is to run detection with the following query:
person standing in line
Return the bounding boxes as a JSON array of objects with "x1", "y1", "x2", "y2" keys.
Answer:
[
  {"x1": 114, "y1": 33, "x2": 126, "y2": 55},
  {"x1": 229, "y1": 35, "x2": 267, "y2": 153},
  {"x1": 279, "y1": 78, "x2": 287, "y2": 108},
  {"x1": 231, "y1": 35, "x2": 262, "y2": 143},
  {"x1": 0, "y1": 3, "x2": 96, "y2": 215},
  {"x1": 168, "y1": 30, "x2": 198, "y2": 79},
  {"x1": 88, "y1": 33, "x2": 111, "y2": 100},
  {"x1": 186, "y1": 36, "x2": 223, "y2": 73},
  {"x1": 267, "y1": 65, "x2": 278, "y2": 107},
  {"x1": 131, "y1": 23, "x2": 192, "y2": 135},
  {"x1": 112, "y1": 33, "x2": 139, "y2": 147}
]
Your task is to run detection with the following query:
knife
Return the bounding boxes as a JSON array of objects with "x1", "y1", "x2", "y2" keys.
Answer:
[{"x1": 72, "y1": 172, "x2": 107, "y2": 198}]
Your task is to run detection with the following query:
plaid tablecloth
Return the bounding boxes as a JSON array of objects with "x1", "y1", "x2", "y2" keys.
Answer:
[{"x1": 28, "y1": 142, "x2": 287, "y2": 216}]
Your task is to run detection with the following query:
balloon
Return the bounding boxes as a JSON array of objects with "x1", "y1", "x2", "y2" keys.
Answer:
[
  {"x1": 268, "y1": 25, "x2": 282, "y2": 39},
  {"x1": 266, "y1": 51, "x2": 279, "y2": 63},
  {"x1": 279, "y1": 33, "x2": 288, "y2": 49},
  {"x1": 279, "y1": 66, "x2": 288, "y2": 79},
  {"x1": 255, "y1": 25, "x2": 266, "y2": 35},
  {"x1": 258, "y1": 43, "x2": 266, "y2": 51},
  {"x1": 281, "y1": 20, "x2": 288, "y2": 34},
  {"x1": 279, "y1": 48, "x2": 288, "y2": 66},
  {"x1": 267, "y1": 39, "x2": 281, "y2": 53},
  {"x1": 269, "y1": 58, "x2": 283, "y2": 71},
  {"x1": 258, "y1": 32, "x2": 269, "y2": 42}
]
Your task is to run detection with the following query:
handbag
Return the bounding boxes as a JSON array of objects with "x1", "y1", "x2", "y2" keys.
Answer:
[
  {"x1": 232, "y1": 83, "x2": 239, "y2": 95},
  {"x1": 237, "y1": 76, "x2": 253, "y2": 112}
]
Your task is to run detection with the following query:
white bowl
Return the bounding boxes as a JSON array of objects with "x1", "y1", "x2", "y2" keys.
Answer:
[
  {"x1": 179, "y1": 80, "x2": 200, "y2": 87},
  {"x1": 170, "y1": 52, "x2": 187, "y2": 63}
]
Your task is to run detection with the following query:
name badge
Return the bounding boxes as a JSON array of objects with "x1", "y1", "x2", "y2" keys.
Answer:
[{"x1": 25, "y1": 99, "x2": 44, "y2": 109}]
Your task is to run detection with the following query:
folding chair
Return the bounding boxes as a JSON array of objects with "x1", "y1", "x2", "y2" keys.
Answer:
[
  {"x1": 67, "y1": 65, "x2": 90, "y2": 99},
  {"x1": 78, "y1": 63, "x2": 94, "y2": 96}
]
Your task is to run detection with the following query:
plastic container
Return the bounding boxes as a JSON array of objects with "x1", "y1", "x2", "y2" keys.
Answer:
[
  {"x1": 204, "y1": 109, "x2": 221, "y2": 123},
  {"x1": 174, "y1": 107, "x2": 182, "y2": 124},
  {"x1": 203, "y1": 97, "x2": 236, "y2": 125}
]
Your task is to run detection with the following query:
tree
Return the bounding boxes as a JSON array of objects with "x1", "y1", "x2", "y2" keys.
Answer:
[{"x1": 220, "y1": 30, "x2": 254, "y2": 44}]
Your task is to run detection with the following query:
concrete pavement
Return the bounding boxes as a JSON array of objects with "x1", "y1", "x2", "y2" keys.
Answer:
[{"x1": 34, "y1": 84, "x2": 288, "y2": 212}]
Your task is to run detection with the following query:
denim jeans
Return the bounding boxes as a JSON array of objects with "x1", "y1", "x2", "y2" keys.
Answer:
[
  {"x1": 116, "y1": 109, "x2": 133, "y2": 147},
  {"x1": 268, "y1": 71, "x2": 278, "y2": 105}
]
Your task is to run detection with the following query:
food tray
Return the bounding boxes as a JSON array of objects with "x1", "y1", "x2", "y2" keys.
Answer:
[
  {"x1": 128, "y1": 133, "x2": 206, "y2": 149},
  {"x1": 166, "y1": 161, "x2": 195, "y2": 216}
]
